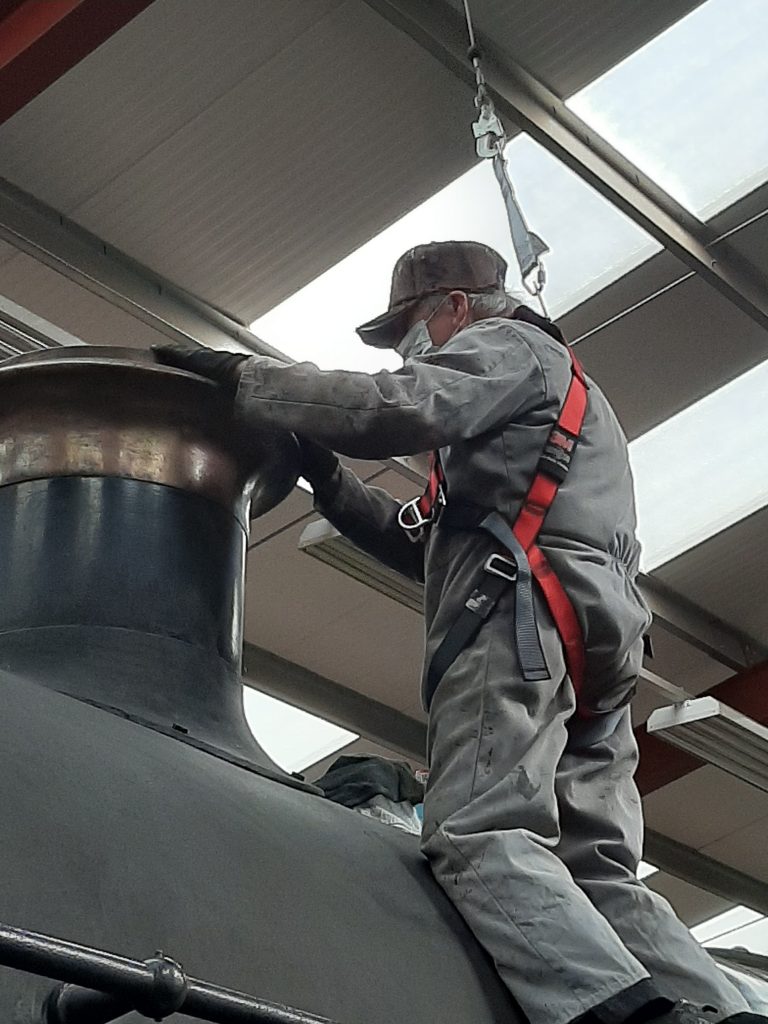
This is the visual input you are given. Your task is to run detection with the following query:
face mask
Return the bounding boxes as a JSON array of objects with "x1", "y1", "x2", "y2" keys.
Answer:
[
  {"x1": 395, "y1": 320, "x2": 434, "y2": 361},
  {"x1": 395, "y1": 298, "x2": 447, "y2": 361}
]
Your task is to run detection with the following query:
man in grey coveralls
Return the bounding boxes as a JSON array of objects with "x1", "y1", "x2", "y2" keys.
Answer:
[{"x1": 155, "y1": 241, "x2": 761, "y2": 1024}]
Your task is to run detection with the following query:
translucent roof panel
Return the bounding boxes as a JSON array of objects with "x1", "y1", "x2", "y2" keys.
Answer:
[
  {"x1": 631, "y1": 356, "x2": 768, "y2": 571},
  {"x1": 252, "y1": 135, "x2": 658, "y2": 369},
  {"x1": 243, "y1": 687, "x2": 357, "y2": 773},
  {"x1": 568, "y1": 0, "x2": 768, "y2": 219}
]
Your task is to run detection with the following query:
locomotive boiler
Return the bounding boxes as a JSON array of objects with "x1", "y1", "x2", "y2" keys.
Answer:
[{"x1": 0, "y1": 347, "x2": 518, "y2": 1024}]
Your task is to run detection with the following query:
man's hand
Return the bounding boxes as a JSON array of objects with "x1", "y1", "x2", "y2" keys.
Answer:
[
  {"x1": 297, "y1": 436, "x2": 339, "y2": 490},
  {"x1": 152, "y1": 343, "x2": 249, "y2": 393}
]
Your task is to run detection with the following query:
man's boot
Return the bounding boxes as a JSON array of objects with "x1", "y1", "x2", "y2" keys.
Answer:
[{"x1": 622, "y1": 1001, "x2": 767, "y2": 1024}]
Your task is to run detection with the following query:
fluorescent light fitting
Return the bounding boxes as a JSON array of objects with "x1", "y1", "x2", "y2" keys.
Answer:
[
  {"x1": 646, "y1": 697, "x2": 768, "y2": 793},
  {"x1": 299, "y1": 519, "x2": 423, "y2": 614},
  {"x1": 692, "y1": 906, "x2": 764, "y2": 945}
]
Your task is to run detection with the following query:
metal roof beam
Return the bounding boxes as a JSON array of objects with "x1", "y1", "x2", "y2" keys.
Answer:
[
  {"x1": 641, "y1": 573, "x2": 768, "y2": 671},
  {"x1": 0, "y1": 294, "x2": 86, "y2": 355},
  {"x1": 0, "y1": 176, "x2": 284, "y2": 359},
  {"x1": 644, "y1": 830, "x2": 768, "y2": 916},
  {"x1": 362, "y1": 0, "x2": 768, "y2": 334},
  {"x1": 243, "y1": 641, "x2": 428, "y2": 763}
]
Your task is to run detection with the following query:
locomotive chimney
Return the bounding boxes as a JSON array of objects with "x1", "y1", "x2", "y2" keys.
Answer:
[{"x1": 0, "y1": 347, "x2": 299, "y2": 772}]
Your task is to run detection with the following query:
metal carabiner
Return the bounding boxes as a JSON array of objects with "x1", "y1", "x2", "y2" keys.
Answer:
[
  {"x1": 472, "y1": 101, "x2": 505, "y2": 161},
  {"x1": 524, "y1": 262, "x2": 547, "y2": 297}
]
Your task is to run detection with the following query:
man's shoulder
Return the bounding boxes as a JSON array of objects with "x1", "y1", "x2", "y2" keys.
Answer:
[{"x1": 442, "y1": 316, "x2": 552, "y2": 362}]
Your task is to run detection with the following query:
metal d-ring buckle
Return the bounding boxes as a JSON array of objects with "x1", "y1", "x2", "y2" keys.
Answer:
[
  {"x1": 484, "y1": 552, "x2": 517, "y2": 583},
  {"x1": 398, "y1": 497, "x2": 432, "y2": 542}
]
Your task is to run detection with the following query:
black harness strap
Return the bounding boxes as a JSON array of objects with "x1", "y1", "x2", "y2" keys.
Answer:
[{"x1": 425, "y1": 511, "x2": 549, "y2": 708}]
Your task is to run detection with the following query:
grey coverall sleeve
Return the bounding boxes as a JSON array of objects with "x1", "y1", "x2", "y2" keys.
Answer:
[
  {"x1": 234, "y1": 321, "x2": 543, "y2": 459},
  {"x1": 312, "y1": 464, "x2": 425, "y2": 583}
]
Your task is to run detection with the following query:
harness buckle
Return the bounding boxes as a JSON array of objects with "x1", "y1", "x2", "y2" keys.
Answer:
[
  {"x1": 483, "y1": 552, "x2": 517, "y2": 583},
  {"x1": 398, "y1": 497, "x2": 432, "y2": 542}
]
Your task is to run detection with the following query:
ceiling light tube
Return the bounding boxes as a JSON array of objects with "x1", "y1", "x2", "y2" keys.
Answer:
[{"x1": 646, "y1": 697, "x2": 768, "y2": 793}]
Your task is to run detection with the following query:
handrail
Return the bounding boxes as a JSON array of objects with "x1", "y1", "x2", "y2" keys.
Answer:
[{"x1": 0, "y1": 923, "x2": 343, "y2": 1024}]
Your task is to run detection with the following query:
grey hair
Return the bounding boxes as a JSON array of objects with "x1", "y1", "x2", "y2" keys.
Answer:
[
  {"x1": 416, "y1": 288, "x2": 523, "y2": 321},
  {"x1": 468, "y1": 289, "x2": 523, "y2": 319}
]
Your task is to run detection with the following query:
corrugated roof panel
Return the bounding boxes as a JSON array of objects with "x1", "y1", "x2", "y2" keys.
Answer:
[
  {"x1": 2, "y1": 0, "x2": 474, "y2": 321},
  {"x1": 656, "y1": 506, "x2": 768, "y2": 645},
  {"x1": 568, "y1": 0, "x2": 768, "y2": 220},
  {"x1": 0, "y1": 0, "x2": 343, "y2": 214},
  {"x1": 704, "y1": 816, "x2": 768, "y2": 886},
  {"x1": 645, "y1": 872, "x2": 732, "y2": 928},
  {"x1": 644, "y1": 766, "x2": 768, "y2": 849}
]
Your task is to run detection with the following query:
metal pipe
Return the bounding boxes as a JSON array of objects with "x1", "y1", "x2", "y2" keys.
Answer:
[
  {"x1": 45, "y1": 986, "x2": 130, "y2": 1024},
  {"x1": 0, "y1": 923, "x2": 341, "y2": 1024}
]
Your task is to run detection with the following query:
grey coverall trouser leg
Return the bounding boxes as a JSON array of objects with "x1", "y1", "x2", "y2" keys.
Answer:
[{"x1": 421, "y1": 594, "x2": 750, "y2": 1024}]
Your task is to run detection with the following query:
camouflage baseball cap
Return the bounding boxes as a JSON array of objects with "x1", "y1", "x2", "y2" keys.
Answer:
[{"x1": 356, "y1": 240, "x2": 508, "y2": 349}]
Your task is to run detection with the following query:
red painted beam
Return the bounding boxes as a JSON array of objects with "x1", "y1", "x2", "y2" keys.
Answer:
[
  {"x1": 636, "y1": 660, "x2": 768, "y2": 795},
  {"x1": 0, "y1": 0, "x2": 155, "y2": 126}
]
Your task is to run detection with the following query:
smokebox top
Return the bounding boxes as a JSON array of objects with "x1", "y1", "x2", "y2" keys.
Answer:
[{"x1": 0, "y1": 346, "x2": 300, "y2": 522}]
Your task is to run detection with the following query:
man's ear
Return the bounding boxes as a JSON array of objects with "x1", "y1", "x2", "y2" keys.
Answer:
[{"x1": 447, "y1": 290, "x2": 470, "y2": 330}]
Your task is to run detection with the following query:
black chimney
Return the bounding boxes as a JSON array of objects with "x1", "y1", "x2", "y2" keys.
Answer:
[{"x1": 0, "y1": 347, "x2": 299, "y2": 773}]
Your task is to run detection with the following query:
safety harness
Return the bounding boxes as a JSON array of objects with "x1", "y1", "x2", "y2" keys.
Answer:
[{"x1": 399, "y1": 345, "x2": 590, "y2": 714}]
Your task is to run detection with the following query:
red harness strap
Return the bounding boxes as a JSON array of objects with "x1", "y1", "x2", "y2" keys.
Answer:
[
  {"x1": 409, "y1": 347, "x2": 590, "y2": 708},
  {"x1": 512, "y1": 349, "x2": 589, "y2": 707},
  {"x1": 418, "y1": 452, "x2": 446, "y2": 520}
]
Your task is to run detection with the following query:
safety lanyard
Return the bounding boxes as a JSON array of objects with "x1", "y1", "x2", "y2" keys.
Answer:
[{"x1": 462, "y1": 0, "x2": 549, "y2": 315}]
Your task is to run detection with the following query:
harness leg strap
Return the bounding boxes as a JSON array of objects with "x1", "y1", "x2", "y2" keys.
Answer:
[
  {"x1": 424, "y1": 513, "x2": 550, "y2": 708},
  {"x1": 480, "y1": 512, "x2": 549, "y2": 683}
]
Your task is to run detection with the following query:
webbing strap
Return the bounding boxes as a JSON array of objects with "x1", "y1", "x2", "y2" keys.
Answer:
[
  {"x1": 514, "y1": 352, "x2": 587, "y2": 551},
  {"x1": 480, "y1": 512, "x2": 549, "y2": 682},
  {"x1": 513, "y1": 351, "x2": 589, "y2": 703},
  {"x1": 425, "y1": 512, "x2": 549, "y2": 710},
  {"x1": 527, "y1": 544, "x2": 587, "y2": 704},
  {"x1": 417, "y1": 452, "x2": 445, "y2": 518}
]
